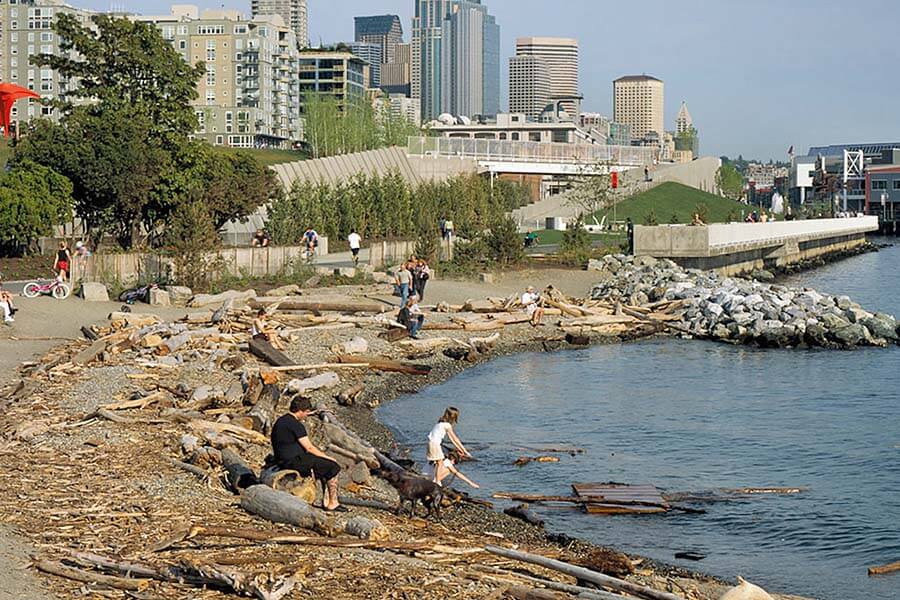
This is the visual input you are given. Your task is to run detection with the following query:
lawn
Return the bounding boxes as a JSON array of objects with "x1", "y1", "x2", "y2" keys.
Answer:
[
  {"x1": 596, "y1": 182, "x2": 748, "y2": 225},
  {"x1": 217, "y1": 146, "x2": 307, "y2": 167},
  {"x1": 523, "y1": 229, "x2": 617, "y2": 245}
]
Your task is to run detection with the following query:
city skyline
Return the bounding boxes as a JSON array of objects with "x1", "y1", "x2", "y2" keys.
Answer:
[{"x1": 56, "y1": 0, "x2": 900, "y2": 159}]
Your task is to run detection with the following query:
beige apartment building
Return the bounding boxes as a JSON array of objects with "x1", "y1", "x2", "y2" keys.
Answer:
[
  {"x1": 136, "y1": 5, "x2": 302, "y2": 148},
  {"x1": 511, "y1": 37, "x2": 578, "y2": 117},
  {"x1": 613, "y1": 74, "x2": 664, "y2": 140}
]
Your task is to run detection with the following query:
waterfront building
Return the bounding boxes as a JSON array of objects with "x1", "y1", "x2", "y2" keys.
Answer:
[
  {"x1": 412, "y1": 0, "x2": 500, "y2": 121},
  {"x1": 354, "y1": 15, "x2": 403, "y2": 65},
  {"x1": 348, "y1": 42, "x2": 383, "y2": 88},
  {"x1": 866, "y1": 164, "x2": 900, "y2": 228},
  {"x1": 250, "y1": 0, "x2": 307, "y2": 47},
  {"x1": 380, "y1": 42, "x2": 411, "y2": 96},
  {"x1": 136, "y1": 5, "x2": 302, "y2": 148},
  {"x1": 298, "y1": 50, "x2": 368, "y2": 112},
  {"x1": 511, "y1": 37, "x2": 578, "y2": 117},
  {"x1": 613, "y1": 74, "x2": 664, "y2": 140}
]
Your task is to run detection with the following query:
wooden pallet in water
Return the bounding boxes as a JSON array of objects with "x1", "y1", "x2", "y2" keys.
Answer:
[{"x1": 572, "y1": 482, "x2": 669, "y2": 515}]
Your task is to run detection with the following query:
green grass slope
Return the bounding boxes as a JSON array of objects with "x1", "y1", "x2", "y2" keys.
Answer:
[{"x1": 597, "y1": 182, "x2": 747, "y2": 224}]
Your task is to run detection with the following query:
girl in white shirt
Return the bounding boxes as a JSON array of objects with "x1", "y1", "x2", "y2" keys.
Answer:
[{"x1": 426, "y1": 407, "x2": 472, "y2": 485}]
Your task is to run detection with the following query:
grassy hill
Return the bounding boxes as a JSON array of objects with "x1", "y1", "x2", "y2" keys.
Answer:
[{"x1": 596, "y1": 182, "x2": 747, "y2": 225}]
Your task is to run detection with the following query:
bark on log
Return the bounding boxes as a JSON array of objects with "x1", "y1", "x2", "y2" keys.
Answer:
[
  {"x1": 248, "y1": 383, "x2": 281, "y2": 434},
  {"x1": 503, "y1": 504, "x2": 545, "y2": 527},
  {"x1": 343, "y1": 516, "x2": 389, "y2": 541},
  {"x1": 485, "y1": 545, "x2": 684, "y2": 600},
  {"x1": 249, "y1": 337, "x2": 295, "y2": 367},
  {"x1": 222, "y1": 448, "x2": 260, "y2": 492},
  {"x1": 379, "y1": 327, "x2": 410, "y2": 342},
  {"x1": 251, "y1": 298, "x2": 386, "y2": 314},
  {"x1": 33, "y1": 559, "x2": 147, "y2": 591},
  {"x1": 395, "y1": 337, "x2": 455, "y2": 352},
  {"x1": 72, "y1": 340, "x2": 108, "y2": 365},
  {"x1": 337, "y1": 496, "x2": 397, "y2": 512},
  {"x1": 80, "y1": 325, "x2": 99, "y2": 341},
  {"x1": 286, "y1": 371, "x2": 340, "y2": 395},
  {"x1": 321, "y1": 422, "x2": 377, "y2": 461},
  {"x1": 336, "y1": 382, "x2": 365, "y2": 406},
  {"x1": 240, "y1": 485, "x2": 333, "y2": 535},
  {"x1": 326, "y1": 444, "x2": 379, "y2": 470},
  {"x1": 336, "y1": 354, "x2": 431, "y2": 375}
]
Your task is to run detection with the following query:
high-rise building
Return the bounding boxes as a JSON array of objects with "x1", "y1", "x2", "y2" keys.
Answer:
[
  {"x1": 675, "y1": 100, "x2": 693, "y2": 133},
  {"x1": 251, "y1": 0, "x2": 307, "y2": 47},
  {"x1": 349, "y1": 42, "x2": 383, "y2": 88},
  {"x1": 508, "y1": 55, "x2": 550, "y2": 120},
  {"x1": 512, "y1": 37, "x2": 578, "y2": 116},
  {"x1": 613, "y1": 74, "x2": 664, "y2": 140},
  {"x1": 411, "y1": 0, "x2": 499, "y2": 121},
  {"x1": 298, "y1": 51, "x2": 368, "y2": 112},
  {"x1": 354, "y1": 15, "x2": 403, "y2": 64},
  {"x1": 380, "y1": 42, "x2": 411, "y2": 96}
]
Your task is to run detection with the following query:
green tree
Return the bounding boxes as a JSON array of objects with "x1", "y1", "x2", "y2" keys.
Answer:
[
  {"x1": 163, "y1": 200, "x2": 224, "y2": 291},
  {"x1": 485, "y1": 215, "x2": 524, "y2": 266},
  {"x1": 559, "y1": 217, "x2": 593, "y2": 265},
  {"x1": 715, "y1": 163, "x2": 744, "y2": 201},
  {"x1": 643, "y1": 209, "x2": 659, "y2": 226},
  {"x1": 32, "y1": 13, "x2": 205, "y2": 139},
  {"x1": 0, "y1": 161, "x2": 73, "y2": 254}
]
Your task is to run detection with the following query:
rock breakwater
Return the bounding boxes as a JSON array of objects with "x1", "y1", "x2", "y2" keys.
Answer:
[{"x1": 590, "y1": 255, "x2": 899, "y2": 349}]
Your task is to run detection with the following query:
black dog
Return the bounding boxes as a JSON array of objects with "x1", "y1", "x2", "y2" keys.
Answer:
[{"x1": 378, "y1": 468, "x2": 443, "y2": 519}]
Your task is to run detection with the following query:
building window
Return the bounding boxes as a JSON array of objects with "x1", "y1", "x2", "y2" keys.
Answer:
[
  {"x1": 179, "y1": 40, "x2": 186, "y2": 50},
  {"x1": 177, "y1": 25, "x2": 187, "y2": 35},
  {"x1": 206, "y1": 91, "x2": 216, "y2": 105},
  {"x1": 197, "y1": 25, "x2": 224, "y2": 35},
  {"x1": 207, "y1": 49, "x2": 215, "y2": 62},
  {"x1": 893, "y1": 180, "x2": 900, "y2": 191},
  {"x1": 216, "y1": 135, "x2": 224, "y2": 145},
  {"x1": 206, "y1": 39, "x2": 216, "y2": 50},
  {"x1": 206, "y1": 66, "x2": 215, "y2": 85},
  {"x1": 872, "y1": 180, "x2": 887, "y2": 190}
]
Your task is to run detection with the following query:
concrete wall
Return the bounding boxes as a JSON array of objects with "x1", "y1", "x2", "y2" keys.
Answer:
[
  {"x1": 368, "y1": 238, "x2": 455, "y2": 268},
  {"x1": 76, "y1": 245, "x2": 321, "y2": 287},
  {"x1": 634, "y1": 216, "x2": 879, "y2": 276}
]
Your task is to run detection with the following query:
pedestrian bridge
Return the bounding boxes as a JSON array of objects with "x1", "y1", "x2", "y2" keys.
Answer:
[
  {"x1": 634, "y1": 216, "x2": 880, "y2": 276},
  {"x1": 407, "y1": 136, "x2": 654, "y2": 176}
]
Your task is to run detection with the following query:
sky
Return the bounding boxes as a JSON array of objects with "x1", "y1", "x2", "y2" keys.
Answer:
[{"x1": 78, "y1": 0, "x2": 900, "y2": 160}]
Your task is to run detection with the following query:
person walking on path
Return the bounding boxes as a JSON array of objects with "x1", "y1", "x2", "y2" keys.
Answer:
[
  {"x1": 413, "y1": 258, "x2": 430, "y2": 301},
  {"x1": 0, "y1": 275, "x2": 15, "y2": 325},
  {"x1": 396, "y1": 262, "x2": 412, "y2": 307},
  {"x1": 54, "y1": 241, "x2": 72, "y2": 283},
  {"x1": 270, "y1": 397, "x2": 348, "y2": 512},
  {"x1": 347, "y1": 230, "x2": 362, "y2": 266},
  {"x1": 426, "y1": 407, "x2": 472, "y2": 486},
  {"x1": 521, "y1": 286, "x2": 545, "y2": 327}
]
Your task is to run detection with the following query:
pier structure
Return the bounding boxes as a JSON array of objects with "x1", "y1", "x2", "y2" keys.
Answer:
[{"x1": 633, "y1": 216, "x2": 879, "y2": 276}]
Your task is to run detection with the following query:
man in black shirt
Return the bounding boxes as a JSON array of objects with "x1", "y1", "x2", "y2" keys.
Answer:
[{"x1": 270, "y1": 397, "x2": 347, "y2": 512}]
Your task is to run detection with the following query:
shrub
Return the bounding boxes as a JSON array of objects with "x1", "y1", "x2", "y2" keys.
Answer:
[
  {"x1": 643, "y1": 209, "x2": 659, "y2": 226},
  {"x1": 163, "y1": 200, "x2": 225, "y2": 292}
]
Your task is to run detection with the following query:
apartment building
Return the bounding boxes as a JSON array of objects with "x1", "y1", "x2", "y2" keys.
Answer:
[
  {"x1": 508, "y1": 54, "x2": 550, "y2": 120},
  {"x1": 137, "y1": 5, "x2": 302, "y2": 148},
  {"x1": 613, "y1": 74, "x2": 664, "y2": 140},
  {"x1": 298, "y1": 50, "x2": 368, "y2": 112},
  {"x1": 348, "y1": 42, "x2": 382, "y2": 88}
]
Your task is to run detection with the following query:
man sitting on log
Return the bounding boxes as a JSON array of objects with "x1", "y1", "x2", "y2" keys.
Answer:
[{"x1": 270, "y1": 397, "x2": 348, "y2": 512}]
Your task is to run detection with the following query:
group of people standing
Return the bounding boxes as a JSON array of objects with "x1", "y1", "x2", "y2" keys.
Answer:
[
  {"x1": 53, "y1": 241, "x2": 90, "y2": 283},
  {"x1": 395, "y1": 257, "x2": 430, "y2": 306}
]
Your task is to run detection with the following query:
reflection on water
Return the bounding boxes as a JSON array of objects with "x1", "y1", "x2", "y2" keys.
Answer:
[{"x1": 378, "y1": 242, "x2": 900, "y2": 600}]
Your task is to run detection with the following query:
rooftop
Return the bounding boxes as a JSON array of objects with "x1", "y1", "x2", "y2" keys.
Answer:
[
  {"x1": 807, "y1": 143, "x2": 900, "y2": 157},
  {"x1": 354, "y1": 14, "x2": 402, "y2": 36},
  {"x1": 614, "y1": 74, "x2": 663, "y2": 83}
]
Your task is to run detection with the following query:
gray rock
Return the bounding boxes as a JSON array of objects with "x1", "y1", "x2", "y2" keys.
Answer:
[
  {"x1": 149, "y1": 288, "x2": 171, "y2": 306},
  {"x1": 861, "y1": 315, "x2": 899, "y2": 341},
  {"x1": 587, "y1": 259, "x2": 605, "y2": 272},
  {"x1": 634, "y1": 255, "x2": 658, "y2": 268},
  {"x1": 831, "y1": 323, "x2": 868, "y2": 347},
  {"x1": 821, "y1": 313, "x2": 851, "y2": 330},
  {"x1": 752, "y1": 269, "x2": 775, "y2": 282},
  {"x1": 712, "y1": 324, "x2": 731, "y2": 340},
  {"x1": 805, "y1": 322, "x2": 828, "y2": 346},
  {"x1": 836, "y1": 296, "x2": 853, "y2": 310},
  {"x1": 166, "y1": 285, "x2": 193, "y2": 306},
  {"x1": 703, "y1": 302, "x2": 724, "y2": 320},
  {"x1": 845, "y1": 307, "x2": 870, "y2": 324},
  {"x1": 81, "y1": 282, "x2": 109, "y2": 302}
]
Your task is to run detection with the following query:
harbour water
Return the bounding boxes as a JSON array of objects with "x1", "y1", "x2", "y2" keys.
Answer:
[{"x1": 378, "y1": 241, "x2": 900, "y2": 600}]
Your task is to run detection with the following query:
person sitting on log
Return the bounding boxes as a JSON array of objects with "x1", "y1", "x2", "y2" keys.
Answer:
[
  {"x1": 521, "y1": 286, "x2": 545, "y2": 327},
  {"x1": 270, "y1": 397, "x2": 348, "y2": 512},
  {"x1": 251, "y1": 308, "x2": 285, "y2": 350},
  {"x1": 398, "y1": 294, "x2": 425, "y2": 339}
]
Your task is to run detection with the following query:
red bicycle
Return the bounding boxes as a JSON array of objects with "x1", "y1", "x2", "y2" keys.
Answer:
[{"x1": 23, "y1": 274, "x2": 71, "y2": 300}]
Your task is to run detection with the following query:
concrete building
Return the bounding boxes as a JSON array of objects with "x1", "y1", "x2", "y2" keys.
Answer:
[
  {"x1": 0, "y1": 0, "x2": 95, "y2": 126},
  {"x1": 411, "y1": 0, "x2": 500, "y2": 121},
  {"x1": 380, "y1": 42, "x2": 411, "y2": 96},
  {"x1": 613, "y1": 74, "x2": 664, "y2": 140},
  {"x1": 675, "y1": 100, "x2": 692, "y2": 133},
  {"x1": 374, "y1": 93, "x2": 421, "y2": 126},
  {"x1": 354, "y1": 14, "x2": 403, "y2": 65},
  {"x1": 579, "y1": 113, "x2": 631, "y2": 147},
  {"x1": 508, "y1": 55, "x2": 550, "y2": 120},
  {"x1": 348, "y1": 42, "x2": 382, "y2": 88},
  {"x1": 511, "y1": 37, "x2": 578, "y2": 117},
  {"x1": 298, "y1": 50, "x2": 368, "y2": 111},
  {"x1": 866, "y1": 164, "x2": 900, "y2": 229},
  {"x1": 250, "y1": 0, "x2": 307, "y2": 47},
  {"x1": 428, "y1": 112, "x2": 578, "y2": 143},
  {"x1": 136, "y1": 5, "x2": 302, "y2": 148}
]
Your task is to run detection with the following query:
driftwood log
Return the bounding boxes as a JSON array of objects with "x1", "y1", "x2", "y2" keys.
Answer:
[
  {"x1": 249, "y1": 337, "x2": 295, "y2": 367},
  {"x1": 336, "y1": 382, "x2": 365, "y2": 406},
  {"x1": 251, "y1": 298, "x2": 386, "y2": 314},
  {"x1": 485, "y1": 545, "x2": 683, "y2": 600},
  {"x1": 868, "y1": 560, "x2": 900, "y2": 576},
  {"x1": 503, "y1": 503, "x2": 545, "y2": 527},
  {"x1": 239, "y1": 485, "x2": 333, "y2": 535},
  {"x1": 222, "y1": 448, "x2": 260, "y2": 492},
  {"x1": 260, "y1": 467, "x2": 316, "y2": 504},
  {"x1": 247, "y1": 382, "x2": 281, "y2": 434}
]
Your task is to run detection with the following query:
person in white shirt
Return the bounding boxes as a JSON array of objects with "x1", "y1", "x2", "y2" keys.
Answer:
[
  {"x1": 347, "y1": 230, "x2": 362, "y2": 265},
  {"x1": 426, "y1": 407, "x2": 472, "y2": 485},
  {"x1": 427, "y1": 451, "x2": 479, "y2": 489},
  {"x1": 521, "y1": 286, "x2": 544, "y2": 327}
]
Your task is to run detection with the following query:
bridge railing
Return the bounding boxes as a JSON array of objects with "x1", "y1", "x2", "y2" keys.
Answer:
[{"x1": 408, "y1": 136, "x2": 654, "y2": 167}]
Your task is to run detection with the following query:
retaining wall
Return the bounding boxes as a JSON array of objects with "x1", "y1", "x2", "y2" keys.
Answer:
[{"x1": 634, "y1": 217, "x2": 879, "y2": 276}]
